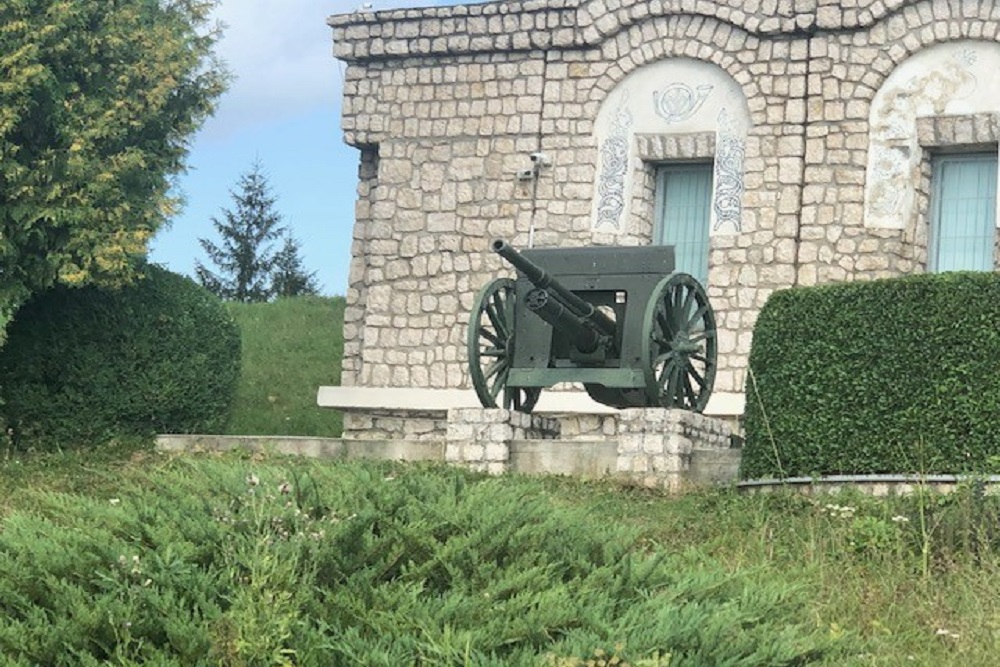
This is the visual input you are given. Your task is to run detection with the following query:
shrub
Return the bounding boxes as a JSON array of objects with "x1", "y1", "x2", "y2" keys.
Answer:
[
  {"x1": 0, "y1": 264, "x2": 240, "y2": 449},
  {"x1": 0, "y1": 457, "x2": 850, "y2": 665},
  {"x1": 742, "y1": 272, "x2": 1000, "y2": 478}
]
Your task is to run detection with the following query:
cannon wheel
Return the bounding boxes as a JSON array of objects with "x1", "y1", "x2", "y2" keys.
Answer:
[
  {"x1": 467, "y1": 278, "x2": 541, "y2": 412},
  {"x1": 641, "y1": 273, "x2": 717, "y2": 412}
]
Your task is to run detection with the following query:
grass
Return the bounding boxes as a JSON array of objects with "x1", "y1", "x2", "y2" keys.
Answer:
[
  {"x1": 224, "y1": 295, "x2": 344, "y2": 437},
  {"x1": 0, "y1": 444, "x2": 998, "y2": 664},
  {"x1": 2, "y1": 292, "x2": 998, "y2": 663}
]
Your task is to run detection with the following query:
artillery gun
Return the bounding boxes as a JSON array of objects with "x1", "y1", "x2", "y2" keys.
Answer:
[{"x1": 467, "y1": 239, "x2": 717, "y2": 413}]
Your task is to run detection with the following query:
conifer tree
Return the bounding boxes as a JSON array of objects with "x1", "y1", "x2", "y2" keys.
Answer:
[
  {"x1": 271, "y1": 235, "x2": 320, "y2": 298},
  {"x1": 0, "y1": 0, "x2": 227, "y2": 336},
  {"x1": 196, "y1": 161, "x2": 285, "y2": 302}
]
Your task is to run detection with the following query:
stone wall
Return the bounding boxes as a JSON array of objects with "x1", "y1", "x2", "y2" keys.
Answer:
[{"x1": 329, "y1": 0, "x2": 1000, "y2": 412}]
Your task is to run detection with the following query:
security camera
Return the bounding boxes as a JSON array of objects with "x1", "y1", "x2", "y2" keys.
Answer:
[
  {"x1": 516, "y1": 168, "x2": 536, "y2": 181},
  {"x1": 529, "y1": 152, "x2": 549, "y2": 164}
]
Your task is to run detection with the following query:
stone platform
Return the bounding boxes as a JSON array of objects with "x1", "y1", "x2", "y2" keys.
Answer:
[{"x1": 158, "y1": 408, "x2": 740, "y2": 491}]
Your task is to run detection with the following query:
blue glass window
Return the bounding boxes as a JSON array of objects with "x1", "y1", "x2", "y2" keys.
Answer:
[
  {"x1": 654, "y1": 163, "x2": 713, "y2": 285},
  {"x1": 930, "y1": 154, "x2": 997, "y2": 272}
]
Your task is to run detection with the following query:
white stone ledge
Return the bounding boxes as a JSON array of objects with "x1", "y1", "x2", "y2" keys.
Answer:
[{"x1": 317, "y1": 386, "x2": 745, "y2": 417}]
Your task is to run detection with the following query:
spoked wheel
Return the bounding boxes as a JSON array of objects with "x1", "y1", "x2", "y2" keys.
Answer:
[
  {"x1": 641, "y1": 273, "x2": 717, "y2": 412},
  {"x1": 467, "y1": 278, "x2": 541, "y2": 412}
]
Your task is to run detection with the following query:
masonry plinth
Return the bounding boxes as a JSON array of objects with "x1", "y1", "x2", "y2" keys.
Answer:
[
  {"x1": 616, "y1": 409, "x2": 734, "y2": 492},
  {"x1": 445, "y1": 408, "x2": 560, "y2": 474}
]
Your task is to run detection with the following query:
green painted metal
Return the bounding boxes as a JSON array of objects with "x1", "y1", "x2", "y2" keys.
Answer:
[
  {"x1": 508, "y1": 368, "x2": 646, "y2": 387},
  {"x1": 640, "y1": 273, "x2": 717, "y2": 412},
  {"x1": 930, "y1": 153, "x2": 997, "y2": 272},
  {"x1": 654, "y1": 163, "x2": 713, "y2": 285},
  {"x1": 467, "y1": 239, "x2": 717, "y2": 413},
  {"x1": 467, "y1": 277, "x2": 541, "y2": 412}
]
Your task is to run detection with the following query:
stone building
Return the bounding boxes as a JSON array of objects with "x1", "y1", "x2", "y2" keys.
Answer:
[{"x1": 327, "y1": 0, "x2": 1000, "y2": 435}]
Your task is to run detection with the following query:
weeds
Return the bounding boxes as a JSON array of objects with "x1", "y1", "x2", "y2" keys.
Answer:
[{"x1": 0, "y1": 451, "x2": 999, "y2": 664}]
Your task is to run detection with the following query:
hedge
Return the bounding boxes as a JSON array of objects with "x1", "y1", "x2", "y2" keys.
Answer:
[
  {"x1": 0, "y1": 264, "x2": 240, "y2": 449},
  {"x1": 741, "y1": 272, "x2": 1000, "y2": 478}
]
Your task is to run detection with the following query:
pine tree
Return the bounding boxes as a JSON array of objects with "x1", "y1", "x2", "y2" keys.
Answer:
[
  {"x1": 196, "y1": 161, "x2": 285, "y2": 302},
  {"x1": 271, "y1": 235, "x2": 321, "y2": 298}
]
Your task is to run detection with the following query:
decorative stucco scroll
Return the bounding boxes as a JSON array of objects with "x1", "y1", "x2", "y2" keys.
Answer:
[
  {"x1": 653, "y1": 83, "x2": 713, "y2": 123},
  {"x1": 713, "y1": 108, "x2": 746, "y2": 232},
  {"x1": 864, "y1": 42, "x2": 1000, "y2": 229},
  {"x1": 591, "y1": 58, "x2": 751, "y2": 237},
  {"x1": 594, "y1": 91, "x2": 633, "y2": 231}
]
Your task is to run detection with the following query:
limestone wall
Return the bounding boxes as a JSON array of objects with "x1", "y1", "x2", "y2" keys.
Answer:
[{"x1": 329, "y1": 0, "x2": 1000, "y2": 413}]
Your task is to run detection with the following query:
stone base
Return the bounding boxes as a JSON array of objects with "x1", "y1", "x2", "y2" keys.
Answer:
[
  {"x1": 445, "y1": 408, "x2": 560, "y2": 474},
  {"x1": 443, "y1": 407, "x2": 733, "y2": 490},
  {"x1": 342, "y1": 411, "x2": 447, "y2": 441},
  {"x1": 616, "y1": 409, "x2": 734, "y2": 492}
]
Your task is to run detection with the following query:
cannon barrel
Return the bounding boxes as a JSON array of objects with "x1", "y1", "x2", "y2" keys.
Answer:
[
  {"x1": 524, "y1": 287, "x2": 603, "y2": 353},
  {"x1": 492, "y1": 239, "x2": 617, "y2": 343}
]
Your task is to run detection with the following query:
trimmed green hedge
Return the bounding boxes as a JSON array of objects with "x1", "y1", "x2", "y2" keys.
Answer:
[
  {"x1": 742, "y1": 272, "x2": 1000, "y2": 478},
  {"x1": 0, "y1": 265, "x2": 240, "y2": 449}
]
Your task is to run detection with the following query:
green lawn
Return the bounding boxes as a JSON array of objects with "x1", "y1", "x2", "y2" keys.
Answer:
[
  {"x1": 0, "y1": 445, "x2": 997, "y2": 665},
  {"x1": 224, "y1": 295, "x2": 344, "y2": 437}
]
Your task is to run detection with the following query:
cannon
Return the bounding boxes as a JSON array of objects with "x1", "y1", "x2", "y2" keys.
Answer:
[{"x1": 467, "y1": 239, "x2": 717, "y2": 413}]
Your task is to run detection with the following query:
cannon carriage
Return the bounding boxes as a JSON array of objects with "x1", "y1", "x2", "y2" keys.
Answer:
[{"x1": 467, "y1": 239, "x2": 717, "y2": 414}]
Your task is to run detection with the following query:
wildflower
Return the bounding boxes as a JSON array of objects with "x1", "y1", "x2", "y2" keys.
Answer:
[
  {"x1": 109, "y1": 498, "x2": 121, "y2": 506},
  {"x1": 891, "y1": 515, "x2": 910, "y2": 524},
  {"x1": 935, "y1": 628, "x2": 960, "y2": 640},
  {"x1": 246, "y1": 473, "x2": 260, "y2": 487},
  {"x1": 823, "y1": 503, "x2": 856, "y2": 518}
]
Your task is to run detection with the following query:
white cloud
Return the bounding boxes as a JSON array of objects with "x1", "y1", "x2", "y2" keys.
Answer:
[
  {"x1": 198, "y1": 0, "x2": 471, "y2": 140},
  {"x1": 199, "y1": 1, "x2": 342, "y2": 138}
]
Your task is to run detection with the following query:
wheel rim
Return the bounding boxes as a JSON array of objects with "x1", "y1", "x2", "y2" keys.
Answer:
[
  {"x1": 641, "y1": 273, "x2": 717, "y2": 412},
  {"x1": 467, "y1": 278, "x2": 540, "y2": 412}
]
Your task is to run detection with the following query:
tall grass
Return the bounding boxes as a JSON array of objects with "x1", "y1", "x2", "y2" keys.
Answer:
[
  {"x1": 224, "y1": 296, "x2": 344, "y2": 437},
  {"x1": 0, "y1": 447, "x2": 999, "y2": 664},
  {"x1": 0, "y1": 450, "x2": 849, "y2": 666}
]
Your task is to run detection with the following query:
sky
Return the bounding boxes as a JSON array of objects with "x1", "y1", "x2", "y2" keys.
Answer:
[{"x1": 149, "y1": 0, "x2": 452, "y2": 296}]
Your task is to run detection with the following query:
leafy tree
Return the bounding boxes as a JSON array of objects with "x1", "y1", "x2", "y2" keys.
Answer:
[
  {"x1": 0, "y1": 0, "x2": 227, "y2": 335},
  {"x1": 271, "y1": 234, "x2": 320, "y2": 298},
  {"x1": 196, "y1": 160, "x2": 285, "y2": 302}
]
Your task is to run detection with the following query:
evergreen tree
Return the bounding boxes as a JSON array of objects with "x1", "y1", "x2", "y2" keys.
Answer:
[
  {"x1": 196, "y1": 161, "x2": 285, "y2": 302},
  {"x1": 271, "y1": 235, "x2": 320, "y2": 298},
  {"x1": 0, "y1": 0, "x2": 226, "y2": 337}
]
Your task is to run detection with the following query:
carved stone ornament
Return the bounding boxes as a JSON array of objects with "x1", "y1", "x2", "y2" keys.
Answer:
[
  {"x1": 653, "y1": 83, "x2": 713, "y2": 124},
  {"x1": 713, "y1": 108, "x2": 746, "y2": 233},
  {"x1": 595, "y1": 91, "x2": 633, "y2": 230}
]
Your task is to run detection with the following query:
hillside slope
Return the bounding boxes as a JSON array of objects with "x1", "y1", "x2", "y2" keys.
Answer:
[{"x1": 225, "y1": 295, "x2": 344, "y2": 437}]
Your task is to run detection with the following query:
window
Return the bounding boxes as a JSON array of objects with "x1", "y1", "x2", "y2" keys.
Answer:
[
  {"x1": 929, "y1": 153, "x2": 998, "y2": 272},
  {"x1": 653, "y1": 163, "x2": 713, "y2": 285}
]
